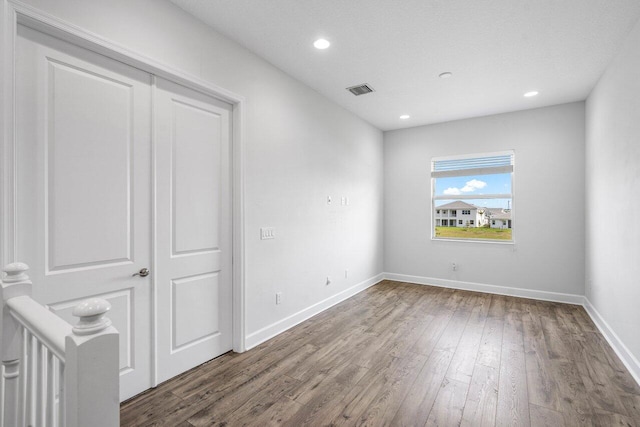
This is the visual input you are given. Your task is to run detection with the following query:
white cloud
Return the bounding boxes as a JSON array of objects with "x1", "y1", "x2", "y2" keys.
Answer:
[
  {"x1": 442, "y1": 180, "x2": 487, "y2": 196},
  {"x1": 443, "y1": 187, "x2": 461, "y2": 195},
  {"x1": 461, "y1": 179, "x2": 487, "y2": 192}
]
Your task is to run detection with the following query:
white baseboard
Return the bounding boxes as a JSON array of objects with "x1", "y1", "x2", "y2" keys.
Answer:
[
  {"x1": 583, "y1": 298, "x2": 640, "y2": 387},
  {"x1": 244, "y1": 273, "x2": 384, "y2": 350},
  {"x1": 383, "y1": 272, "x2": 585, "y2": 305}
]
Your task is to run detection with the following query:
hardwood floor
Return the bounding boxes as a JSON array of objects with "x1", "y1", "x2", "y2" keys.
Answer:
[{"x1": 121, "y1": 281, "x2": 640, "y2": 426}]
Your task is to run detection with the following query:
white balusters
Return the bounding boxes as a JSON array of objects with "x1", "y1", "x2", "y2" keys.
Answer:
[
  {"x1": 1, "y1": 263, "x2": 120, "y2": 427},
  {"x1": 24, "y1": 330, "x2": 33, "y2": 426},
  {"x1": 20, "y1": 318, "x2": 67, "y2": 427},
  {"x1": 45, "y1": 349, "x2": 55, "y2": 426},
  {"x1": 1, "y1": 262, "x2": 31, "y2": 427}
]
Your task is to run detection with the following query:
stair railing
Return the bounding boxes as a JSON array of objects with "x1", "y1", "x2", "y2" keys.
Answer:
[{"x1": 1, "y1": 263, "x2": 119, "y2": 427}]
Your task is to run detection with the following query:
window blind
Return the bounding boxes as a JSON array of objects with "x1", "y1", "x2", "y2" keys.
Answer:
[{"x1": 432, "y1": 153, "x2": 513, "y2": 178}]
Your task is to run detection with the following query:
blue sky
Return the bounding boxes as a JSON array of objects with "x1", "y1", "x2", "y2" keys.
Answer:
[{"x1": 434, "y1": 173, "x2": 512, "y2": 209}]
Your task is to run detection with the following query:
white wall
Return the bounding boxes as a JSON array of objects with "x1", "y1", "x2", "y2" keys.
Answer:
[
  {"x1": 384, "y1": 103, "x2": 585, "y2": 296},
  {"x1": 586, "y1": 18, "x2": 640, "y2": 369},
  {"x1": 15, "y1": 0, "x2": 384, "y2": 343}
]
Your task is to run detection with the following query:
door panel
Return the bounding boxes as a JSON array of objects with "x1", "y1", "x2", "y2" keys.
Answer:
[
  {"x1": 155, "y1": 77, "x2": 232, "y2": 383},
  {"x1": 172, "y1": 100, "x2": 222, "y2": 254},
  {"x1": 172, "y1": 273, "x2": 220, "y2": 349},
  {"x1": 16, "y1": 25, "x2": 152, "y2": 401},
  {"x1": 46, "y1": 59, "x2": 133, "y2": 271}
]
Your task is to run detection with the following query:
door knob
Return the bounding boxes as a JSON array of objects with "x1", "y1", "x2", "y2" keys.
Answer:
[{"x1": 132, "y1": 268, "x2": 150, "y2": 277}]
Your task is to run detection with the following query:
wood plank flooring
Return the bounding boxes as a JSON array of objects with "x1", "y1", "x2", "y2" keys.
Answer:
[{"x1": 121, "y1": 281, "x2": 640, "y2": 426}]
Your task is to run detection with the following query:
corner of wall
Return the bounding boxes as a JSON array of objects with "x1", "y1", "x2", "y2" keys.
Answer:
[{"x1": 583, "y1": 297, "x2": 640, "y2": 386}]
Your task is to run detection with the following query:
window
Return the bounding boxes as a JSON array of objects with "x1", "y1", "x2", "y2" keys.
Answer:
[
  {"x1": 432, "y1": 151, "x2": 514, "y2": 242},
  {"x1": 458, "y1": 220, "x2": 463, "y2": 225},
  {"x1": 436, "y1": 210, "x2": 440, "y2": 214}
]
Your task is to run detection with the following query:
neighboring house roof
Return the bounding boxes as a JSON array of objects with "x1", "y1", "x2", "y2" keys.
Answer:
[
  {"x1": 482, "y1": 207, "x2": 511, "y2": 217},
  {"x1": 436, "y1": 200, "x2": 478, "y2": 210},
  {"x1": 484, "y1": 207, "x2": 503, "y2": 214},
  {"x1": 492, "y1": 214, "x2": 511, "y2": 220},
  {"x1": 490, "y1": 211, "x2": 512, "y2": 220}
]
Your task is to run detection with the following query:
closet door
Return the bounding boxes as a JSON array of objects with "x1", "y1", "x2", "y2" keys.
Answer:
[
  {"x1": 154, "y1": 77, "x2": 233, "y2": 383},
  {"x1": 16, "y1": 25, "x2": 153, "y2": 400}
]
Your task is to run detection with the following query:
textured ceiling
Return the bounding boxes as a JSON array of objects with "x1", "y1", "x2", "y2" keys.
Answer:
[{"x1": 170, "y1": 0, "x2": 640, "y2": 131}]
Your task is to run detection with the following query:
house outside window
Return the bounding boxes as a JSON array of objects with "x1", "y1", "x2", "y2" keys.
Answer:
[{"x1": 432, "y1": 151, "x2": 514, "y2": 242}]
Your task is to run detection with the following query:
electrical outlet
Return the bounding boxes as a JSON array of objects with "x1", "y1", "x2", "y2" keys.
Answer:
[
  {"x1": 327, "y1": 196, "x2": 332, "y2": 205},
  {"x1": 326, "y1": 276, "x2": 331, "y2": 285},
  {"x1": 276, "y1": 292, "x2": 282, "y2": 305},
  {"x1": 260, "y1": 227, "x2": 275, "y2": 240},
  {"x1": 451, "y1": 262, "x2": 457, "y2": 271},
  {"x1": 344, "y1": 269, "x2": 349, "y2": 278}
]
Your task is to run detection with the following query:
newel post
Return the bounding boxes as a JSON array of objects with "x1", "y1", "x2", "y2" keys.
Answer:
[
  {"x1": 64, "y1": 298, "x2": 119, "y2": 427},
  {"x1": 1, "y1": 262, "x2": 32, "y2": 427}
]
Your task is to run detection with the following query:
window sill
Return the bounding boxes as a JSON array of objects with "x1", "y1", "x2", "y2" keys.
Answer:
[{"x1": 431, "y1": 237, "x2": 515, "y2": 245}]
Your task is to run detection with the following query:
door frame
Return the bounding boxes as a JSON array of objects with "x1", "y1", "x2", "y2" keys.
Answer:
[{"x1": 0, "y1": 0, "x2": 247, "y2": 386}]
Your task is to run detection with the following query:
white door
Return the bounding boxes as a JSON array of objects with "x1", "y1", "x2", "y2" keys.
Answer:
[
  {"x1": 154, "y1": 77, "x2": 233, "y2": 383},
  {"x1": 15, "y1": 25, "x2": 153, "y2": 401}
]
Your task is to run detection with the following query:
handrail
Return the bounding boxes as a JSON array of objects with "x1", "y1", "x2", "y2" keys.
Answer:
[{"x1": 6, "y1": 295, "x2": 72, "y2": 361}]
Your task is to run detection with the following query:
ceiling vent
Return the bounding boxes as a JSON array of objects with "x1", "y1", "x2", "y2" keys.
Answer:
[{"x1": 346, "y1": 84, "x2": 374, "y2": 96}]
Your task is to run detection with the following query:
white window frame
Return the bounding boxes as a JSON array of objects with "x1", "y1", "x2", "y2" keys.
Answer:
[{"x1": 431, "y1": 150, "x2": 515, "y2": 243}]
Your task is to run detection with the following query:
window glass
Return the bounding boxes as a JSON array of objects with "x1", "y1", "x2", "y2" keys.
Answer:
[{"x1": 432, "y1": 152, "x2": 513, "y2": 242}]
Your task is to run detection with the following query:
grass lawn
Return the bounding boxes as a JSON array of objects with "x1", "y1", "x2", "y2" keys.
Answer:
[{"x1": 435, "y1": 226, "x2": 512, "y2": 240}]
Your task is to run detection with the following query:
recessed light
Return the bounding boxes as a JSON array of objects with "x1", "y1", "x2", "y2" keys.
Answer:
[
  {"x1": 313, "y1": 39, "x2": 330, "y2": 49},
  {"x1": 524, "y1": 91, "x2": 539, "y2": 97},
  {"x1": 439, "y1": 72, "x2": 452, "y2": 79},
  {"x1": 400, "y1": 115, "x2": 410, "y2": 120}
]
